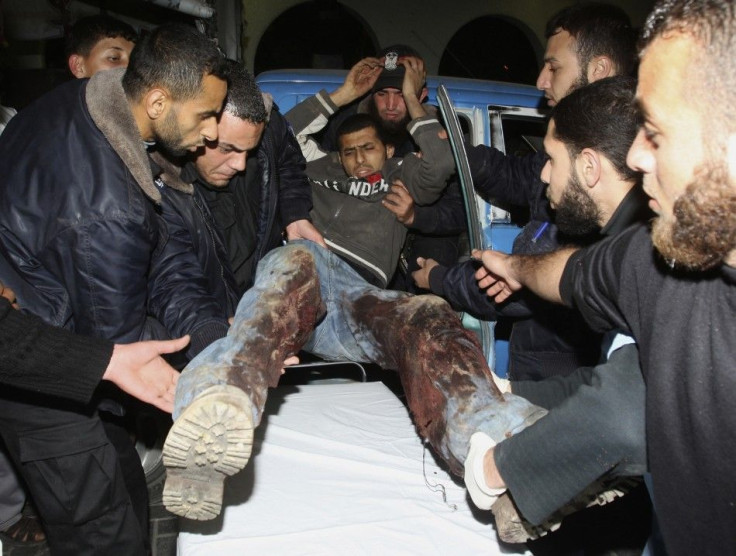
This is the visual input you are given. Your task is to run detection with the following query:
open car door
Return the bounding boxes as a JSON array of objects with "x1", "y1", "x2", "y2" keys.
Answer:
[{"x1": 436, "y1": 84, "x2": 497, "y2": 369}]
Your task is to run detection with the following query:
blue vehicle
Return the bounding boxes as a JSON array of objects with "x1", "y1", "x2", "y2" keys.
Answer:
[{"x1": 256, "y1": 69, "x2": 548, "y2": 374}]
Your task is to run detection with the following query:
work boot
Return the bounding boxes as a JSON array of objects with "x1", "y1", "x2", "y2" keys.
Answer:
[
  {"x1": 162, "y1": 244, "x2": 324, "y2": 520},
  {"x1": 162, "y1": 385, "x2": 254, "y2": 520}
]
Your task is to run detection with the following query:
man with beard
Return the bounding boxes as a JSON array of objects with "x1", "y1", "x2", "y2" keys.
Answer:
[
  {"x1": 471, "y1": 1, "x2": 736, "y2": 552},
  {"x1": 461, "y1": 76, "x2": 653, "y2": 548},
  {"x1": 413, "y1": 2, "x2": 638, "y2": 382},
  {"x1": 0, "y1": 16, "x2": 139, "y2": 550},
  {"x1": 0, "y1": 23, "x2": 228, "y2": 555}
]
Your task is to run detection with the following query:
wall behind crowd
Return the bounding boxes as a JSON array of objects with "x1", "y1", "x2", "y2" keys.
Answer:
[{"x1": 243, "y1": 0, "x2": 653, "y2": 81}]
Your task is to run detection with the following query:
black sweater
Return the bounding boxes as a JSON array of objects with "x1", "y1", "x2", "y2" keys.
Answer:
[
  {"x1": 0, "y1": 298, "x2": 112, "y2": 404},
  {"x1": 560, "y1": 224, "x2": 736, "y2": 556}
]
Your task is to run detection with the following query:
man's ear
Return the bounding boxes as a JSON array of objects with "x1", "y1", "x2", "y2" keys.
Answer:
[
  {"x1": 68, "y1": 55, "x2": 87, "y2": 79},
  {"x1": 144, "y1": 88, "x2": 170, "y2": 121},
  {"x1": 587, "y1": 55, "x2": 615, "y2": 83},
  {"x1": 578, "y1": 148, "x2": 601, "y2": 188},
  {"x1": 418, "y1": 86, "x2": 429, "y2": 103},
  {"x1": 386, "y1": 144, "x2": 395, "y2": 159}
]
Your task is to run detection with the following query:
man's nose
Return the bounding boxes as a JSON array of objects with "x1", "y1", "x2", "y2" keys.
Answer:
[
  {"x1": 627, "y1": 129, "x2": 653, "y2": 174},
  {"x1": 201, "y1": 116, "x2": 218, "y2": 142},
  {"x1": 536, "y1": 67, "x2": 550, "y2": 91},
  {"x1": 540, "y1": 159, "x2": 551, "y2": 184},
  {"x1": 230, "y1": 152, "x2": 247, "y2": 172}
]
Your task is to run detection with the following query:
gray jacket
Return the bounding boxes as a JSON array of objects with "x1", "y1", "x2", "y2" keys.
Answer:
[{"x1": 286, "y1": 90, "x2": 454, "y2": 286}]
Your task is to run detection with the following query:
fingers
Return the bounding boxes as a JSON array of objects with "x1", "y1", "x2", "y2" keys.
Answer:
[
  {"x1": 149, "y1": 369, "x2": 178, "y2": 413},
  {"x1": 0, "y1": 282, "x2": 17, "y2": 305},
  {"x1": 280, "y1": 355, "x2": 300, "y2": 376},
  {"x1": 150, "y1": 335, "x2": 191, "y2": 355},
  {"x1": 416, "y1": 257, "x2": 426, "y2": 268}
]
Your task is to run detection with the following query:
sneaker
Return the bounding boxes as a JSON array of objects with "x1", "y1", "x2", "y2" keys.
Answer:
[
  {"x1": 492, "y1": 476, "x2": 642, "y2": 544},
  {"x1": 162, "y1": 384, "x2": 254, "y2": 520}
]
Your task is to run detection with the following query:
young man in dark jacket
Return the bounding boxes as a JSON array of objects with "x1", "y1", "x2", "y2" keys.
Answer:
[
  {"x1": 471, "y1": 2, "x2": 736, "y2": 552},
  {"x1": 0, "y1": 24, "x2": 228, "y2": 555},
  {"x1": 156, "y1": 62, "x2": 547, "y2": 523}
]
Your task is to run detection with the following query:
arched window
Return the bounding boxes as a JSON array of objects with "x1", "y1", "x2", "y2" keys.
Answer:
[
  {"x1": 439, "y1": 16, "x2": 540, "y2": 84},
  {"x1": 255, "y1": 1, "x2": 377, "y2": 74}
]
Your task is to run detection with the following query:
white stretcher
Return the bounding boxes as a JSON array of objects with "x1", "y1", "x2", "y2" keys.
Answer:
[{"x1": 177, "y1": 381, "x2": 530, "y2": 555}]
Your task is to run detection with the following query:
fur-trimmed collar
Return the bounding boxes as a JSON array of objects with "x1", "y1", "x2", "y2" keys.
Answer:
[
  {"x1": 85, "y1": 68, "x2": 163, "y2": 203},
  {"x1": 148, "y1": 150, "x2": 193, "y2": 194}
]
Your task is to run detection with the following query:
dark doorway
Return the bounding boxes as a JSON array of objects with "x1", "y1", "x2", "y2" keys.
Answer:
[
  {"x1": 439, "y1": 16, "x2": 539, "y2": 84},
  {"x1": 254, "y1": 1, "x2": 377, "y2": 75}
]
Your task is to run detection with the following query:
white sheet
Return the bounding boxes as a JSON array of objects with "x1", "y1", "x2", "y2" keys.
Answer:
[{"x1": 178, "y1": 381, "x2": 530, "y2": 555}]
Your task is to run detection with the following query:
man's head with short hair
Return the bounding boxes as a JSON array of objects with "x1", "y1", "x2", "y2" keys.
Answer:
[
  {"x1": 537, "y1": 3, "x2": 637, "y2": 106},
  {"x1": 123, "y1": 23, "x2": 229, "y2": 157},
  {"x1": 194, "y1": 60, "x2": 268, "y2": 188},
  {"x1": 541, "y1": 76, "x2": 640, "y2": 235},
  {"x1": 367, "y1": 44, "x2": 428, "y2": 145},
  {"x1": 627, "y1": 0, "x2": 736, "y2": 270},
  {"x1": 66, "y1": 15, "x2": 137, "y2": 78},
  {"x1": 336, "y1": 113, "x2": 395, "y2": 179}
]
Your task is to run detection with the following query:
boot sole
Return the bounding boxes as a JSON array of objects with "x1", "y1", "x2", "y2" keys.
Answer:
[{"x1": 162, "y1": 385, "x2": 254, "y2": 520}]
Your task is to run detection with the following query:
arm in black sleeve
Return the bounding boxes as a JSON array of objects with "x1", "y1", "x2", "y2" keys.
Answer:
[
  {"x1": 559, "y1": 224, "x2": 650, "y2": 335},
  {"x1": 428, "y1": 259, "x2": 534, "y2": 320},
  {"x1": 411, "y1": 178, "x2": 467, "y2": 235},
  {"x1": 147, "y1": 189, "x2": 230, "y2": 358},
  {"x1": 268, "y1": 109, "x2": 313, "y2": 226},
  {"x1": 468, "y1": 146, "x2": 547, "y2": 208},
  {"x1": 0, "y1": 297, "x2": 112, "y2": 404}
]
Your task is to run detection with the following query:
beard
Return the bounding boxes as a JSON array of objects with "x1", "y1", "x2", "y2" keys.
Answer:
[
  {"x1": 565, "y1": 71, "x2": 589, "y2": 98},
  {"x1": 367, "y1": 100, "x2": 411, "y2": 147},
  {"x1": 154, "y1": 108, "x2": 189, "y2": 158},
  {"x1": 554, "y1": 170, "x2": 601, "y2": 237},
  {"x1": 651, "y1": 161, "x2": 736, "y2": 271}
]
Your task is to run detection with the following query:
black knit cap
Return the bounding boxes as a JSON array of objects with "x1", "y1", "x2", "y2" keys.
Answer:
[{"x1": 372, "y1": 44, "x2": 423, "y2": 92}]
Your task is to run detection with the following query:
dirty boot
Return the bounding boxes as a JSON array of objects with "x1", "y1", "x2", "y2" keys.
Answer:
[
  {"x1": 162, "y1": 385, "x2": 254, "y2": 520},
  {"x1": 162, "y1": 245, "x2": 324, "y2": 520}
]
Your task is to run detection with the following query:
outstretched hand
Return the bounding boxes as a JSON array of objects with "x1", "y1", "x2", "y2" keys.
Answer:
[
  {"x1": 286, "y1": 219, "x2": 327, "y2": 248},
  {"x1": 104, "y1": 336, "x2": 190, "y2": 413},
  {"x1": 472, "y1": 249, "x2": 522, "y2": 303}
]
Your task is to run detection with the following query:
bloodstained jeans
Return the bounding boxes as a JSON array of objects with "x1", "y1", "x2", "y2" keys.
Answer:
[{"x1": 174, "y1": 241, "x2": 546, "y2": 474}]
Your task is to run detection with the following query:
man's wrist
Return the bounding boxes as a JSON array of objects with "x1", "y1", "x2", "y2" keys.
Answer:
[{"x1": 330, "y1": 86, "x2": 355, "y2": 108}]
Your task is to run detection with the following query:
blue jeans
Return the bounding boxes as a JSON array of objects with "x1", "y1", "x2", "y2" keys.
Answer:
[{"x1": 175, "y1": 241, "x2": 545, "y2": 474}]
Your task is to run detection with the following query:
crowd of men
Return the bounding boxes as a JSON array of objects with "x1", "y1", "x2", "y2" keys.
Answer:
[{"x1": 0, "y1": 1, "x2": 734, "y2": 555}]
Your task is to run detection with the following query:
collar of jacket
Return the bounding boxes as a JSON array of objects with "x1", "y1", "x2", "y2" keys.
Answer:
[
  {"x1": 148, "y1": 149, "x2": 194, "y2": 194},
  {"x1": 85, "y1": 67, "x2": 164, "y2": 204}
]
